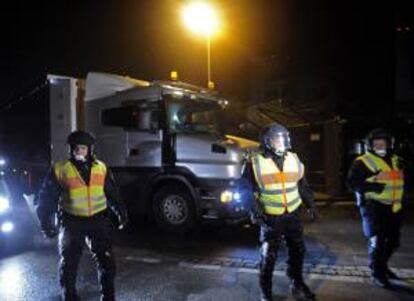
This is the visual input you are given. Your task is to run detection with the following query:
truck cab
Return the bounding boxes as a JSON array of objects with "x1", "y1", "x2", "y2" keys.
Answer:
[{"x1": 49, "y1": 73, "x2": 255, "y2": 232}]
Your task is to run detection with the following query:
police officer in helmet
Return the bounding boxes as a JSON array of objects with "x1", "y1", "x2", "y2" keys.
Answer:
[
  {"x1": 36, "y1": 130, "x2": 128, "y2": 301},
  {"x1": 347, "y1": 128, "x2": 405, "y2": 288},
  {"x1": 246, "y1": 123, "x2": 318, "y2": 301}
]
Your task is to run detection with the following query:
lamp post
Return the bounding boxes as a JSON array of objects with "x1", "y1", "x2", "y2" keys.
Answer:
[{"x1": 182, "y1": 1, "x2": 220, "y2": 89}]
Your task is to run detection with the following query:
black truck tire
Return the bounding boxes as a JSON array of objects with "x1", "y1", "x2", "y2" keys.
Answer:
[{"x1": 153, "y1": 185, "x2": 196, "y2": 232}]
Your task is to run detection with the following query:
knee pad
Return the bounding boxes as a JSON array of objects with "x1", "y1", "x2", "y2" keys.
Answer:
[
  {"x1": 260, "y1": 241, "x2": 277, "y2": 262},
  {"x1": 261, "y1": 241, "x2": 276, "y2": 256},
  {"x1": 369, "y1": 236, "x2": 378, "y2": 249}
]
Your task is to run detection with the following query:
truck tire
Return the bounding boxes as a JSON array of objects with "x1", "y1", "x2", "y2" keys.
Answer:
[{"x1": 153, "y1": 185, "x2": 196, "y2": 232}]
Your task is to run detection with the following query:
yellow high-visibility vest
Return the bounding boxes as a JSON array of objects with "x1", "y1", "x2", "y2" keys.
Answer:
[
  {"x1": 54, "y1": 160, "x2": 107, "y2": 217},
  {"x1": 357, "y1": 152, "x2": 404, "y2": 213},
  {"x1": 252, "y1": 152, "x2": 304, "y2": 215}
]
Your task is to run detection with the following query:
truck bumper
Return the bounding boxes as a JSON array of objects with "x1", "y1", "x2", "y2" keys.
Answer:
[{"x1": 195, "y1": 180, "x2": 250, "y2": 224}]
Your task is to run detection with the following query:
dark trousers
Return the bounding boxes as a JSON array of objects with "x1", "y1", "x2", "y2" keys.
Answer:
[
  {"x1": 58, "y1": 213, "x2": 116, "y2": 301},
  {"x1": 359, "y1": 201, "x2": 402, "y2": 278},
  {"x1": 259, "y1": 210, "x2": 306, "y2": 297}
]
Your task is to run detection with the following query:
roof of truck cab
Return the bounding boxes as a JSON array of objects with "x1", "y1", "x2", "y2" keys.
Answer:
[
  {"x1": 85, "y1": 72, "x2": 150, "y2": 101},
  {"x1": 85, "y1": 72, "x2": 228, "y2": 105}
]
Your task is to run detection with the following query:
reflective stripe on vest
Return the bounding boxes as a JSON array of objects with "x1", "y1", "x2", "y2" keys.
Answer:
[
  {"x1": 357, "y1": 153, "x2": 404, "y2": 213},
  {"x1": 252, "y1": 152, "x2": 303, "y2": 215},
  {"x1": 54, "y1": 160, "x2": 108, "y2": 217}
]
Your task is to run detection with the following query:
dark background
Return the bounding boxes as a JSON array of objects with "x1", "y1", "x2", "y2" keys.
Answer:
[{"x1": 0, "y1": 1, "x2": 407, "y2": 104}]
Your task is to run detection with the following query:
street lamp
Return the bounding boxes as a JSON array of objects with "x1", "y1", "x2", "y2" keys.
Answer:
[{"x1": 182, "y1": 1, "x2": 220, "y2": 89}]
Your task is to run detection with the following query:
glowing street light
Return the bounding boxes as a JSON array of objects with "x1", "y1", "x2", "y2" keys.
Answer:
[
  {"x1": 182, "y1": 1, "x2": 219, "y2": 36},
  {"x1": 182, "y1": 1, "x2": 220, "y2": 89}
]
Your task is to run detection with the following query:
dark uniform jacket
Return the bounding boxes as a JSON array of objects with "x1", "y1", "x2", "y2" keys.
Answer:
[{"x1": 346, "y1": 151, "x2": 405, "y2": 207}]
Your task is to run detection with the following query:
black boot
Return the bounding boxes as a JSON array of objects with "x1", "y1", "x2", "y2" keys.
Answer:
[
  {"x1": 62, "y1": 290, "x2": 79, "y2": 301},
  {"x1": 368, "y1": 238, "x2": 390, "y2": 287},
  {"x1": 260, "y1": 291, "x2": 273, "y2": 301},
  {"x1": 101, "y1": 295, "x2": 115, "y2": 301},
  {"x1": 259, "y1": 268, "x2": 274, "y2": 301},
  {"x1": 384, "y1": 267, "x2": 399, "y2": 280},
  {"x1": 61, "y1": 277, "x2": 80, "y2": 301},
  {"x1": 289, "y1": 279, "x2": 316, "y2": 300},
  {"x1": 383, "y1": 243, "x2": 399, "y2": 280},
  {"x1": 371, "y1": 274, "x2": 392, "y2": 288},
  {"x1": 93, "y1": 245, "x2": 116, "y2": 301},
  {"x1": 100, "y1": 282, "x2": 115, "y2": 301}
]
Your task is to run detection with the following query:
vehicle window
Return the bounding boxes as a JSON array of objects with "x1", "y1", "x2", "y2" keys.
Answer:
[
  {"x1": 101, "y1": 105, "x2": 159, "y2": 130},
  {"x1": 167, "y1": 99, "x2": 223, "y2": 134}
]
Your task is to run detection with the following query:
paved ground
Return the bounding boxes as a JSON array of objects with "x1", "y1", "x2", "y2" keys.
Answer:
[
  {"x1": 1, "y1": 246, "x2": 414, "y2": 301},
  {"x1": 0, "y1": 198, "x2": 414, "y2": 301}
]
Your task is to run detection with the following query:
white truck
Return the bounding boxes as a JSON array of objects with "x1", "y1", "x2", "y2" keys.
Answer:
[{"x1": 48, "y1": 72, "x2": 257, "y2": 231}]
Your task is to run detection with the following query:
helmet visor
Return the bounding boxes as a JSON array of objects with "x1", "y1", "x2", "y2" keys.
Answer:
[
  {"x1": 371, "y1": 138, "x2": 389, "y2": 157},
  {"x1": 269, "y1": 133, "x2": 291, "y2": 153}
]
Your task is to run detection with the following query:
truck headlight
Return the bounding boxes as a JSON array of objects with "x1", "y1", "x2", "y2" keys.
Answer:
[
  {"x1": 0, "y1": 196, "x2": 10, "y2": 213},
  {"x1": 220, "y1": 190, "x2": 233, "y2": 203},
  {"x1": 220, "y1": 190, "x2": 243, "y2": 203},
  {"x1": 233, "y1": 192, "x2": 241, "y2": 201},
  {"x1": 1, "y1": 221, "x2": 14, "y2": 233}
]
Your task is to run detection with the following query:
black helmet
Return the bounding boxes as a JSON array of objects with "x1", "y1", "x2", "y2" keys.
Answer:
[
  {"x1": 260, "y1": 122, "x2": 291, "y2": 156},
  {"x1": 366, "y1": 128, "x2": 394, "y2": 151},
  {"x1": 67, "y1": 130, "x2": 95, "y2": 146}
]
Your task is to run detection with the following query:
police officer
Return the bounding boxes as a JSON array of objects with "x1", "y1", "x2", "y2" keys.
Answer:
[
  {"x1": 347, "y1": 128, "x2": 404, "y2": 288},
  {"x1": 246, "y1": 123, "x2": 317, "y2": 301},
  {"x1": 36, "y1": 130, "x2": 128, "y2": 301}
]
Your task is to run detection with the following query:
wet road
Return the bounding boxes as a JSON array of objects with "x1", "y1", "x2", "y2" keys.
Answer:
[{"x1": 1, "y1": 199, "x2": 414, "y2": 301}]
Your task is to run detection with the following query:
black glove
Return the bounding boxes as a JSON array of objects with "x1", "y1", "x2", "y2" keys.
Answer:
[
  {"x1": 110, "y1": 205, "x2": 128, "y2": 230},
  {"x1": 117, "y1": 212, "x2": 128, "y2": 230},
  {"x1": 249, "y1": 201, "x2": 272, "y2": 230},
  {"x1": 107, "y1": 198, "x2": 129, "y2": 230},
  {"x1": 362, "y1": 177, "x2": 385, "y2": 193},
  {"x1": 249, "y1": 210, "x2": 266, "y2": 226},
  {"x1": 396, "y1": 158, "x2": 405, "y2": 170},
  {"x1": 41, "y1": 225, "x2": 58, "y2": 239},
  {"x1": 306, "y1": 207, "x2": 319, "y2": 222}
]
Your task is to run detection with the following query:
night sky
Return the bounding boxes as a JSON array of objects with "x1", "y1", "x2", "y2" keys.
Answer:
[
  {"x1": 0, "y1": 1, "x2": 405, "y2": 102},
  {"x1": 0, "y1": 0, "x2": 411, "y2": 163}
]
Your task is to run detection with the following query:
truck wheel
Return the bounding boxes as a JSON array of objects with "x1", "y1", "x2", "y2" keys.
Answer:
[{"x1": 153, "y1": 186, "x2": 196, "y2": 232}]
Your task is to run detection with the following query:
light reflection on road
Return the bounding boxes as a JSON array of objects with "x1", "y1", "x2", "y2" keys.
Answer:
[{"x1": 0, "y1": 261, "x2": 23, "y2": 299}]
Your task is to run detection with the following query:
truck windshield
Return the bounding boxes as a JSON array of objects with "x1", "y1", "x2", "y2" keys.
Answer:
[{"x1": 167, "y1": 98, "x2": 224, "y2": 134}]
